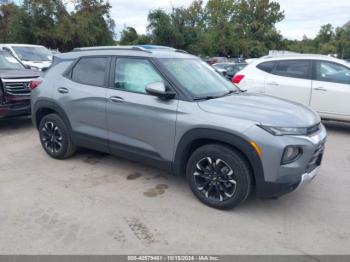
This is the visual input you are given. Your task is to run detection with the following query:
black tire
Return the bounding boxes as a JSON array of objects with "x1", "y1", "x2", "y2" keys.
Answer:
[
  {"x1": 39, "y1": 113, "x2": 76, "y2": 159},
  {"x1": 186, "y1": 144, "x2": 252, "y2": 210}
]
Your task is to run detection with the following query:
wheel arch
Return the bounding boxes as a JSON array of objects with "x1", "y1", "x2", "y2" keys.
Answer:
[
  {"x1": 172, "y1": 128, "x2": 264, "y2": 186},
  {"x1": 33, "y1": 100, "x2": 72, "y2": 131}
]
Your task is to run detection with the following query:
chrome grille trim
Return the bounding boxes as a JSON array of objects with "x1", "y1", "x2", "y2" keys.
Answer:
[{"x1": 2, "y1": 77, "x2": 39, "y2": 96}]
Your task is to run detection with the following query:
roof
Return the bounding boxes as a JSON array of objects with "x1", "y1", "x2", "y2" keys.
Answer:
[
  {"x1": 0, "y1": 44, "x2": 47, "y2": 48},
  {"x1": 56, "y1": 46, "x2": 196, "y2": 60},
  {"x1": 253, "y1": 54, "x2": 349, "y2": 67}
]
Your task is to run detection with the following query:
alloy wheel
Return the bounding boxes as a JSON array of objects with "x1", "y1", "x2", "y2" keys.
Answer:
[
  {"x1": 193, "y1": 157, "x2": 237, "y2": 202},
  {"x1": 41, "y1": 121, "x2": 63, "y2": 153}
]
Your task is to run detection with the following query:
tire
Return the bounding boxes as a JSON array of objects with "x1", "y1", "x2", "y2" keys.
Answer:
[
  {"x1": 38, "y1": 113, "x2": 76, "y2": 159},
  {"x1": 186, "y1": 144, "x2": 252, "y2": 209}
]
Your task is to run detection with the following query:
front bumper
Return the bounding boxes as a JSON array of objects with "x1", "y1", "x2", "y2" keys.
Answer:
[
  {"x1": 0, "y1": 102, "x2": 31, "y2": 119},
  {"x1": 295, "y1": 167, "x2": 319, "y2": 191},
  {"x1": 244, "y1": 124, "x2": 327, "y2": 198}
]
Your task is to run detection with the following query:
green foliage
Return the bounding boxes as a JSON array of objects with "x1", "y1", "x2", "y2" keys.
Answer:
[
  {"x1": 0, "y1": 0, "x2": 115, "y2": 51},
  {"x1": 0, "y1": 0, "x2": 349, "y2": 58},
  {"x1": 145, "y1": 0, "x2": 285, "y2": 57}
]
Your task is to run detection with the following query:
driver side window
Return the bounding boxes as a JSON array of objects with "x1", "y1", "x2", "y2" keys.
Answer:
[{"x1": 115, "y1": 58, "x2": 163, "y2": 94}]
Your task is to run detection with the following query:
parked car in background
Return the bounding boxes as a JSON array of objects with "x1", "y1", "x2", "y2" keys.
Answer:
[
  {"x1": 225, "y1": 63, "x2": 247, "y2": 80},
  {"x1": 212, "y1": 62, "x2": 233, "y2": 75},
  {"x1": 234, "y1": 54, "x2": 350, "y2": 122},
  {"x1": 212, "y1": 62, "x2": 248, "y2": 78},
  {"x1": 206, "y1": 56, "x2": 228, "y2": 65},
  {"x1": 0, "y1": 44, "x2": 52, "y2": 71},
  {"x1": 31, "y1": 46, "x2": 326, "y2": 209},
  {"x1": 0, "y1": 50, "x2": 42, "y2": 119}
]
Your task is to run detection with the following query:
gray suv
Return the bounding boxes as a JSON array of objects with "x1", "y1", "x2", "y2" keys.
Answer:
[{"x1": 31, "y1": 46, "x2": 327, "y2": 209}]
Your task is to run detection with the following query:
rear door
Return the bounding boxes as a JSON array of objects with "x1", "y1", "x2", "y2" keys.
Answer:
[
  {"x1": 264, "y1": 60, "x2": 312, "y2": 105},
  {"x1": 310, "y1": 60, "x2": 350, "y2": 120},
  {"x1": 55, "y1": 56, "x2": 110, "y2": 152},
  {"x1": 106, "y1": 57, "x2": 178, "y2": 165}
]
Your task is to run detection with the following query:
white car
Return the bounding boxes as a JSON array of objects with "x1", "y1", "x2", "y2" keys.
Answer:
[
  {"x1": 233, "y1": 54, "x2": 350, "y2": 122},
  {"x1": 0, "y1": 44, "x2": 52, "y2": 71}
]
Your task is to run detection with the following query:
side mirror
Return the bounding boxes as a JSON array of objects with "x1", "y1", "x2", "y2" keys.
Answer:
[{"x1": 146, "y1": 82, "x2": 176, "y2": 99}]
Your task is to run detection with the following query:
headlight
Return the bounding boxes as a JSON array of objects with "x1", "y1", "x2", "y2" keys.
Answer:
[
  {"x1": 258, "y1": 125, "x2": 309, "y2": 136},
  {"x1": 281, "y1": 146, "x2": 302, "y2": 164}
]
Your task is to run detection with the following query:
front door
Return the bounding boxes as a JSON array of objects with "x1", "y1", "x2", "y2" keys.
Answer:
[
  {"x1": 311, "y1": 60, "x2": 350, "y2": 120},
  {"x1": 106, "y1": 57, "x2": 178, "y2": 165}
]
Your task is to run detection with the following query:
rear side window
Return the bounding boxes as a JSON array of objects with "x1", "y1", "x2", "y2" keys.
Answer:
[
  {"x1": 71, "y1": 57, "x2": 107, "y2": 87},
  {"x1": 256, "y1": 61, "x2": 276, "y2": 73},
  {"x1": 273, "y1": 60, "x2": 311, "y2": 79}
]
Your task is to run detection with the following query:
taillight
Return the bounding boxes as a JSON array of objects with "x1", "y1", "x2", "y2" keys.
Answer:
[
  {"x1": 232, "y1": 74, "x2": 245, "y2": 84},
  {"x1": 29, "y1": 79, "x2": 42, "y2": 91}
]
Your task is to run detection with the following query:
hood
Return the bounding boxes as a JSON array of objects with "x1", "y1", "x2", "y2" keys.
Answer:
[
  {"x1": 198, "y1": 93, "x2": 320, "y2": 127},
  {"x1": 22, "y1": 61, "x2": 52, "y2": 70},
  {"x1": 0, "y1": 69, "x2": 42, "y2": 79}
]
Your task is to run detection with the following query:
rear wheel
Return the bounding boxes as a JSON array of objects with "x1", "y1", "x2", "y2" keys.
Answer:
[
  {"x1": 39, "y1": 114, "x2": 76, "y2": 159},
  {"x1": 186, "y1": 144, "x2": 252, "y2": 209}
]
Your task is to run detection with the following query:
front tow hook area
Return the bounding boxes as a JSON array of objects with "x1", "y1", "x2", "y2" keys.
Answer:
[{"x1": 294, "y1": 167, "x2": 320, "y2": 192}]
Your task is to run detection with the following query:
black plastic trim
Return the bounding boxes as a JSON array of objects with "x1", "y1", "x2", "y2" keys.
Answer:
[{"x1": 172, "y1": 128, "x2": 300, "y2": 198}]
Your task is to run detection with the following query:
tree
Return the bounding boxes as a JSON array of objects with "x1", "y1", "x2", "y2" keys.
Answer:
[
  {"x1": 7, "y1": 0, "x2": 115, "y2": 51},
  {"x1": 335, "y1": 22, "x2": 350, "y2": 59},
  {"x1": 119, "y1": 27, "x2": 138, "y2": 45},
  {"x1": 0, "y1": 3, "x2": 19, "y2": 42},
  {"x1": 147, "y1": 9, "x2": 182, "y2": 47},
  {"x1": 316, "y1": 24, "x2": 335, "y2": 44},
  {"x1": 119, "y1": 26, "x2": 152, "y2": 45}
]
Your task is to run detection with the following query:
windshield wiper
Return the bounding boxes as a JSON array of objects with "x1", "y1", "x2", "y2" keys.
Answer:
[
  {"x1": 194, "y1": 89, "x2": 243, "y2": 101},
  {"x1": 193, "y1": 95, "x2": 219, "y2": 101}
]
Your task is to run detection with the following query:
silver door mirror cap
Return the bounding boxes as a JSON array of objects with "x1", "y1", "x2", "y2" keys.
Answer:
[{"x1": 146, "y1": 82, "x2": 176, "y2": 99}]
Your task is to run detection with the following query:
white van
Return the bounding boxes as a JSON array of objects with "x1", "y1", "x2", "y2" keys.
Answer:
[{"x1": 0, "y1": 44, "x2": 52, "y2": 71}]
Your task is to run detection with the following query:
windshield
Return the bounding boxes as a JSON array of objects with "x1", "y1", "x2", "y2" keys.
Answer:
[
  {"x1": 213, "y1": 63, "x2": 232, "y2": 69},
  {"x1": 12, "y1": 46, "x2": 52, "y2": 62},
  {"x1": 160, "y1": 58, "x2": 238, "y2": 99},
  {"x1": 0, "y1": 52, "x2": 25, "y2": 70}
]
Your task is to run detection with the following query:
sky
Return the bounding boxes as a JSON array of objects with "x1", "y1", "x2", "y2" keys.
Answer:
[{"x1": 107, "y1": 0, "x2": 350, "y2": 40}]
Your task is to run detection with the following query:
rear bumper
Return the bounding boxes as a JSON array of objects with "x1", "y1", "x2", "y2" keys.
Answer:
[{"x1": 0, "y1": 102, "x2": 31, "y2": 119}]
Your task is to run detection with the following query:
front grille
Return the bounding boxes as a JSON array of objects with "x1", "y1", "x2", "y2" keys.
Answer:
[
  {"x1": 306, "y1": 139, "x2": 326, "y2": 172},
  {"x1": 3, "y1": 81, "x2": 31, "y2": 96}
]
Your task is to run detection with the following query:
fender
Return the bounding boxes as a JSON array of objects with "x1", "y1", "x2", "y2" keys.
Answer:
[
  {"x1": 32, "y1": 99, "x2": 72, "y2": 131},
  {"x1": 172, "y1": 128, "x2": 265, "y2": 188}
]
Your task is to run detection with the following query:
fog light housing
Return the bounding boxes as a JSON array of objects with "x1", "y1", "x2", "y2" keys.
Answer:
[{"x1": 281, "y1": 146, "x2": 302, "y2": 165}]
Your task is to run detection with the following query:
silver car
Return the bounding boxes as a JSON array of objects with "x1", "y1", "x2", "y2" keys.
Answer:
[{"x1": 30, "y1": 46, "x2": 327, "y2": 209}]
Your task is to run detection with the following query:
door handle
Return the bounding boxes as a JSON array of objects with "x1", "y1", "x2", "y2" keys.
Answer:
[
  {"x1": 109, "y1": 96, "x2": 124, "y2": 103},
  {"x1": 57, "y1": 87, "x2": 69, "y2": 94},
  {"x1": 267, "y1": 82, "x2": 279, "y2": 86},
  {"x1": 314, "y1": 87, "x2": 327, "y2": 92}
]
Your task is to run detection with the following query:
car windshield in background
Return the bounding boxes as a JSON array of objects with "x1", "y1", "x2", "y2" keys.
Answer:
[
  {"x1": 213, "y1": 63, "x2": 232, "y2": 69},
  {"x1": 160, "y1": 58, "x2": 238, "y2": 99},
  {"x1": 0, "y1": 52, "x2": 25, "y2": 70},
  {"x1": 12, "y1": 46, "x2": 52, "y2": 61}
]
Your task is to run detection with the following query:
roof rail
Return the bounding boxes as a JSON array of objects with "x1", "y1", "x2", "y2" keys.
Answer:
[
  {"x1": 175, "y1": 49, "x2": 188, "y2": 54},
  {"x1": 72, "y1": 46, "x2": 152, "y2": 53}
]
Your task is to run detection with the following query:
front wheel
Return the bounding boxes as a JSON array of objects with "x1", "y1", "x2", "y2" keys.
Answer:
[
  {"x1": 39, "y1": 113, "x2": 76, "y2": 159},
  {"x1": 186, "y1": 144, "x2": 252, "y2": 209}
]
